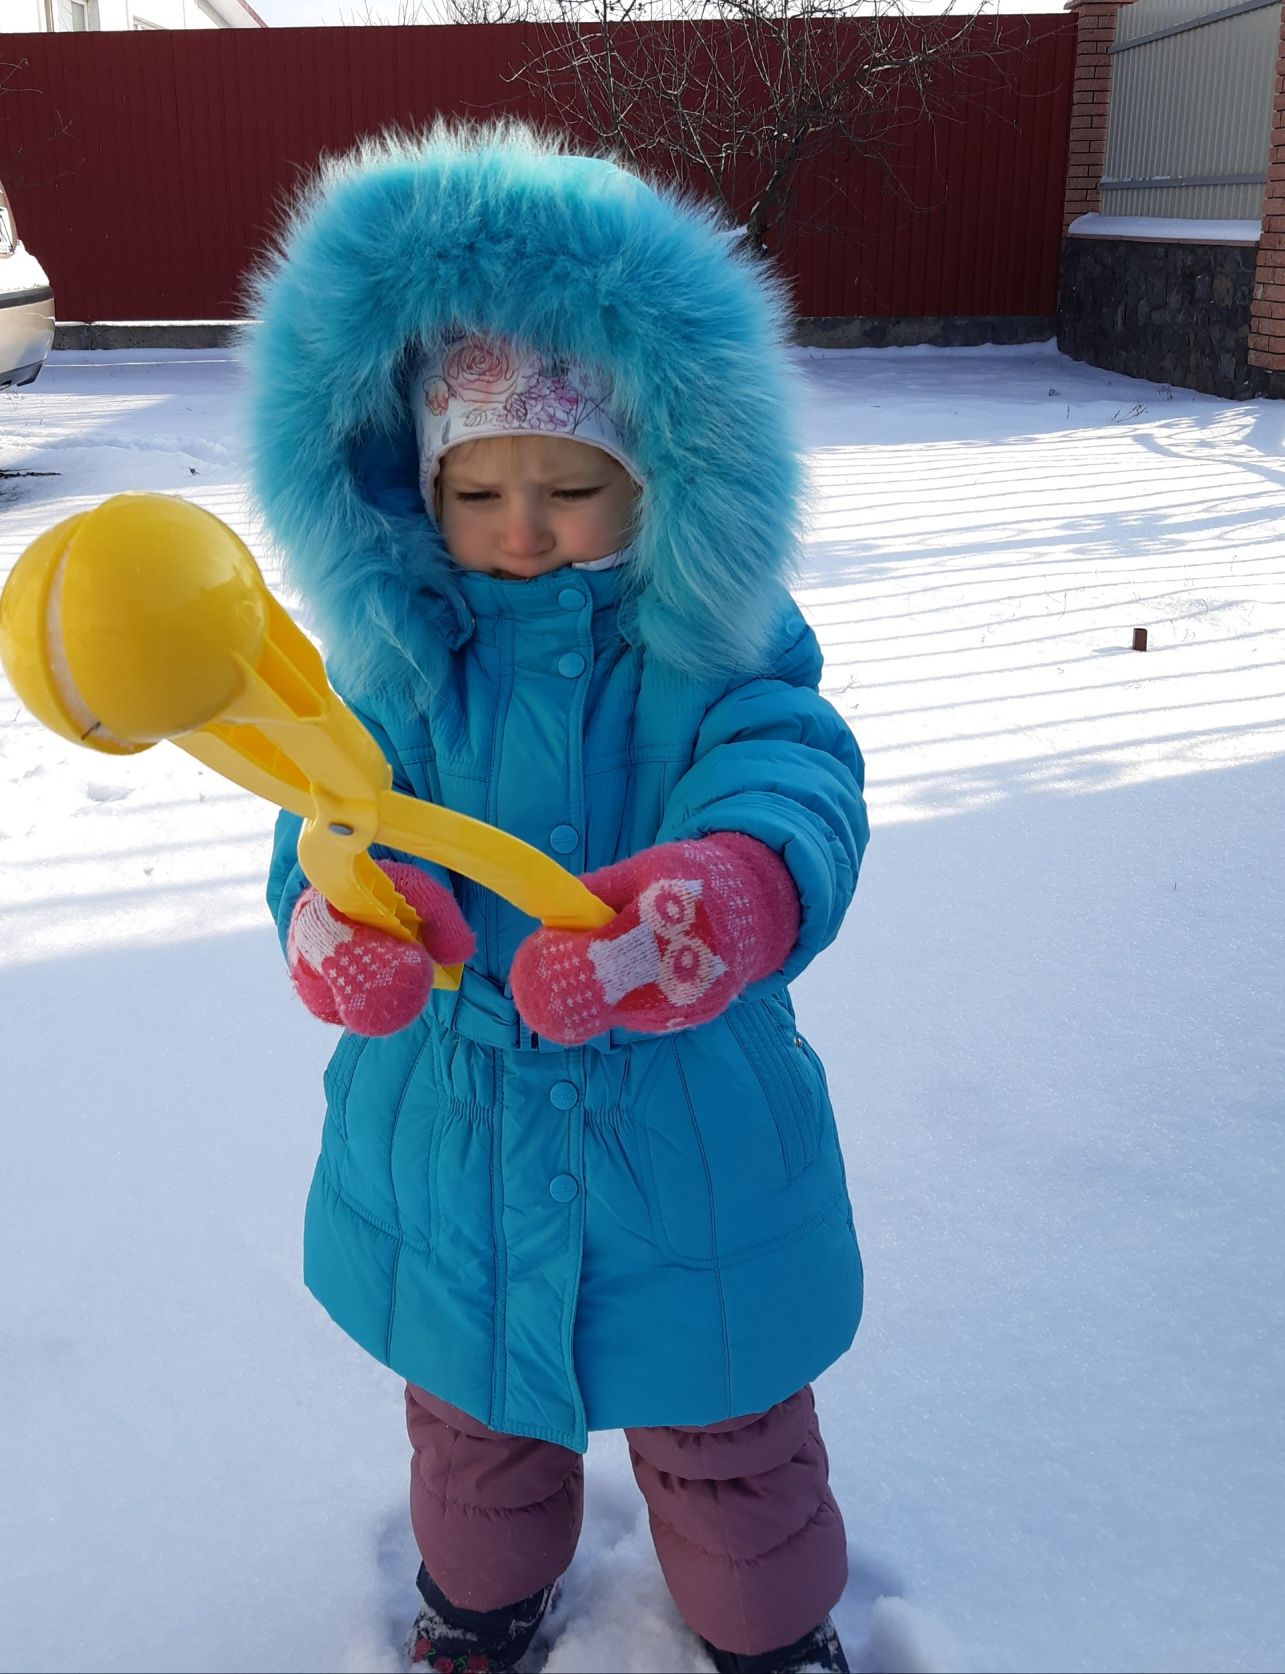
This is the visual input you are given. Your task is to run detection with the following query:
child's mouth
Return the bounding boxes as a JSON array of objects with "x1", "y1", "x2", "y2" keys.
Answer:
[{"x1": 491, "y1": 556, "x2": 552, "y2": 581}]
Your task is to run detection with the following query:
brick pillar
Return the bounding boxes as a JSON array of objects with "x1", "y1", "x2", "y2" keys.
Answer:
[
  {"x1": 1062, "y1": 0, "x2": 1133, "y2": 235},
  {"x1": 1249, "y1": 3, "x2": 1285, "y2": 373}
]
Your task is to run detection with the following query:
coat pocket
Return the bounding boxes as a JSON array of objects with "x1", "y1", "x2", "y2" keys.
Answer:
[
  {"x1": 322, "y1": 1030, "x2": 368, "y2": 1142},
  {"x1": 636, "y1": 1003, "x2": 843, "y2": 1266},
  {"x1": 725, "y1": 996, "x2": 825, "y2": 1181},
  {"x1": 319, "y1": 1023, "x2": 453, "y2": 1252}
]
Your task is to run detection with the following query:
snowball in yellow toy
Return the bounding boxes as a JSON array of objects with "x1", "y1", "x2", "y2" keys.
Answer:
[{"x1": 0, "y1": 493, "x2": 268, "y2": 753}]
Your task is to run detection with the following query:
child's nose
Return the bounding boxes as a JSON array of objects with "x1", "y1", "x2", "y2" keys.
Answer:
[{"x1": 499, "y1": 500, "x2": 554, "y2": 557}]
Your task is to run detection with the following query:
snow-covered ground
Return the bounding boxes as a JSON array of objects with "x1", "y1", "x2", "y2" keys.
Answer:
[{"x1": 2, "y1": 344, "x2": 1282, "y2": 1674}]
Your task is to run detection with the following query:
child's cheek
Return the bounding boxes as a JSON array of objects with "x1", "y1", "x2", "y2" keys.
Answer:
[
  {"x1": 578, "y1": 503, "x2": 616, "y2": 556},
  {"x1": 439, "y1": 507, "x2": 484, "y2": 569}
]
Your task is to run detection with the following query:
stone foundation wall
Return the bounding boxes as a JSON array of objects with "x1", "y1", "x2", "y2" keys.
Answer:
[{"x1": 1057, "y1": 236, "x2": 1278, "y2": 398}]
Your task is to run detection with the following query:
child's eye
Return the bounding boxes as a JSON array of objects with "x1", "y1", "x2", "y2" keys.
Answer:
[
  {"x1": 452, "y1": 490, "x2": 496, "y2": 503},
  {"x1": 553, "y1": 486, "x2": 604, "y2": 501}
]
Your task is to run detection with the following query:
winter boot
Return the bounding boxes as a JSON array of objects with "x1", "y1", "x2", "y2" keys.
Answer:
[
  {"x1": 406, "y1": 1563, "x2": 561, "y2": 1674},
  {"x1": 701, "y1": 1615, "x2": 850, "y2": 1674}
]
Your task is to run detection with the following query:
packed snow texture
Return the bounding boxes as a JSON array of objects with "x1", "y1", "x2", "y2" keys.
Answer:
[{"x1": 1, "y1": 345, "x2": 1283, "y2": 1674}]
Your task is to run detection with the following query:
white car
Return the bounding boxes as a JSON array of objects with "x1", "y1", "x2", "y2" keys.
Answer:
[{"x1": 0, "y1": 179, "x2": 54, "y2": 389}]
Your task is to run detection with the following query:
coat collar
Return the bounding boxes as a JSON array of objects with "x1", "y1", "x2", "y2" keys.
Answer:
[{"x1": 452, "y1": 559, "x2": 632, "y2": 635}]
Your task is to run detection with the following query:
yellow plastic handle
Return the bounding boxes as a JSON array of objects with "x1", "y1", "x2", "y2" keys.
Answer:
[{"x1": 0, "y1": 493, "x2": 616, "y2": 989}]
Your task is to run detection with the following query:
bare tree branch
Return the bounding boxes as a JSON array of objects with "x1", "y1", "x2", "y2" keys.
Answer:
[
  {"x1": 2, "y1": 57, "x2": 77, "y2": 188},
  {"x1": 461, "y1": 0, "x2": 1017, "y2": 256},
  {"x1": 335, "y1": 1, "x2": 1021, "y2": 261}
]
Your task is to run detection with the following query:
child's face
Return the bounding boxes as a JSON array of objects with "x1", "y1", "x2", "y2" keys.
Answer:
[{"x1": 436, "y1": 435, "x2": 638, "y2": 581}]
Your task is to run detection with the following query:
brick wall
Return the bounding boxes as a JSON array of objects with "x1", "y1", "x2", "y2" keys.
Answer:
[
  {"x1": 1250, "y1": 3, "x2": 1285, "y2": 372},
  {"x1": 1062, "y1": 0, "x2": 1133, "y2": 234}
]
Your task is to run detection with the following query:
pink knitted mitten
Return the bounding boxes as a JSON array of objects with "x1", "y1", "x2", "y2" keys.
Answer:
[
  {"x1": 286, "y1": 861, "x2": 475, "y2": 1037},
  {"x1": 510, "y1": 833, "x2": 800, "y2": 1046}
]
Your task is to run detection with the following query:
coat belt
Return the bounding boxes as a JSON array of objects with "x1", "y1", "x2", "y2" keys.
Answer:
[{"x1": 428, "y1": 964, "x2": 786, "y2": 1055}]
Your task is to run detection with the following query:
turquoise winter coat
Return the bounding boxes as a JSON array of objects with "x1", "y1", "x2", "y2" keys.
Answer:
[{"x1": 251, "y1": 129, "x2": 869, "y2": 1452}]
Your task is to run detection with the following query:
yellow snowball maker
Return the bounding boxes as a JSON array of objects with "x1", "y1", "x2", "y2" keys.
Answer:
[{"x1": 0, "y1": 492, "x2": 615, "y2": 990}]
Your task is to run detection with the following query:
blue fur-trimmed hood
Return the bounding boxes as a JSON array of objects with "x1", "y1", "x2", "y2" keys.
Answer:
[{"x1": 244, "y1": 124, "x2": 803, "y2": 703}]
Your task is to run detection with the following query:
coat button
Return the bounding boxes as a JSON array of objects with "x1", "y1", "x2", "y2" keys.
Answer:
[
  {"x1": 549, "y1": 1174, "x2": 579, "y2": 1202},
  {"x1": 557, "y1": 651, "x2": 586, "y2": 678},
  {"x1": 558, "y1": 587, "x2": 584, "y2": 611},
  {"x1": 550, "y1": 1081, "x2": 578, "y2": 1109},
  {"x1": 549, "y1": 824, "x2": 578, "y2": 854}
]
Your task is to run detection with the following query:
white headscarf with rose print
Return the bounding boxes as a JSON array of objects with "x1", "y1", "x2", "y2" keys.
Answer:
[{"x1": 412, "y1": 333, "x2": 640, "y2": 514}]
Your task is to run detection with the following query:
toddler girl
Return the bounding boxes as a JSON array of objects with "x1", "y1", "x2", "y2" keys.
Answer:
[{"x1": 252, "y1": 127, "x2": 868, "y2": 1674}]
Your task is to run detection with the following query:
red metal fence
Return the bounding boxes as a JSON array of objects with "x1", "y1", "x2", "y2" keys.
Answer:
[{"x1": 0, "y1": 18, "x2": 1073, "y2": 323}]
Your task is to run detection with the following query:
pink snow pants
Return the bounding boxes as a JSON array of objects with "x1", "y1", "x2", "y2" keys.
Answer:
[{"x1": 405, "y1": 1383, "x2": 847, "y2": 1656}]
